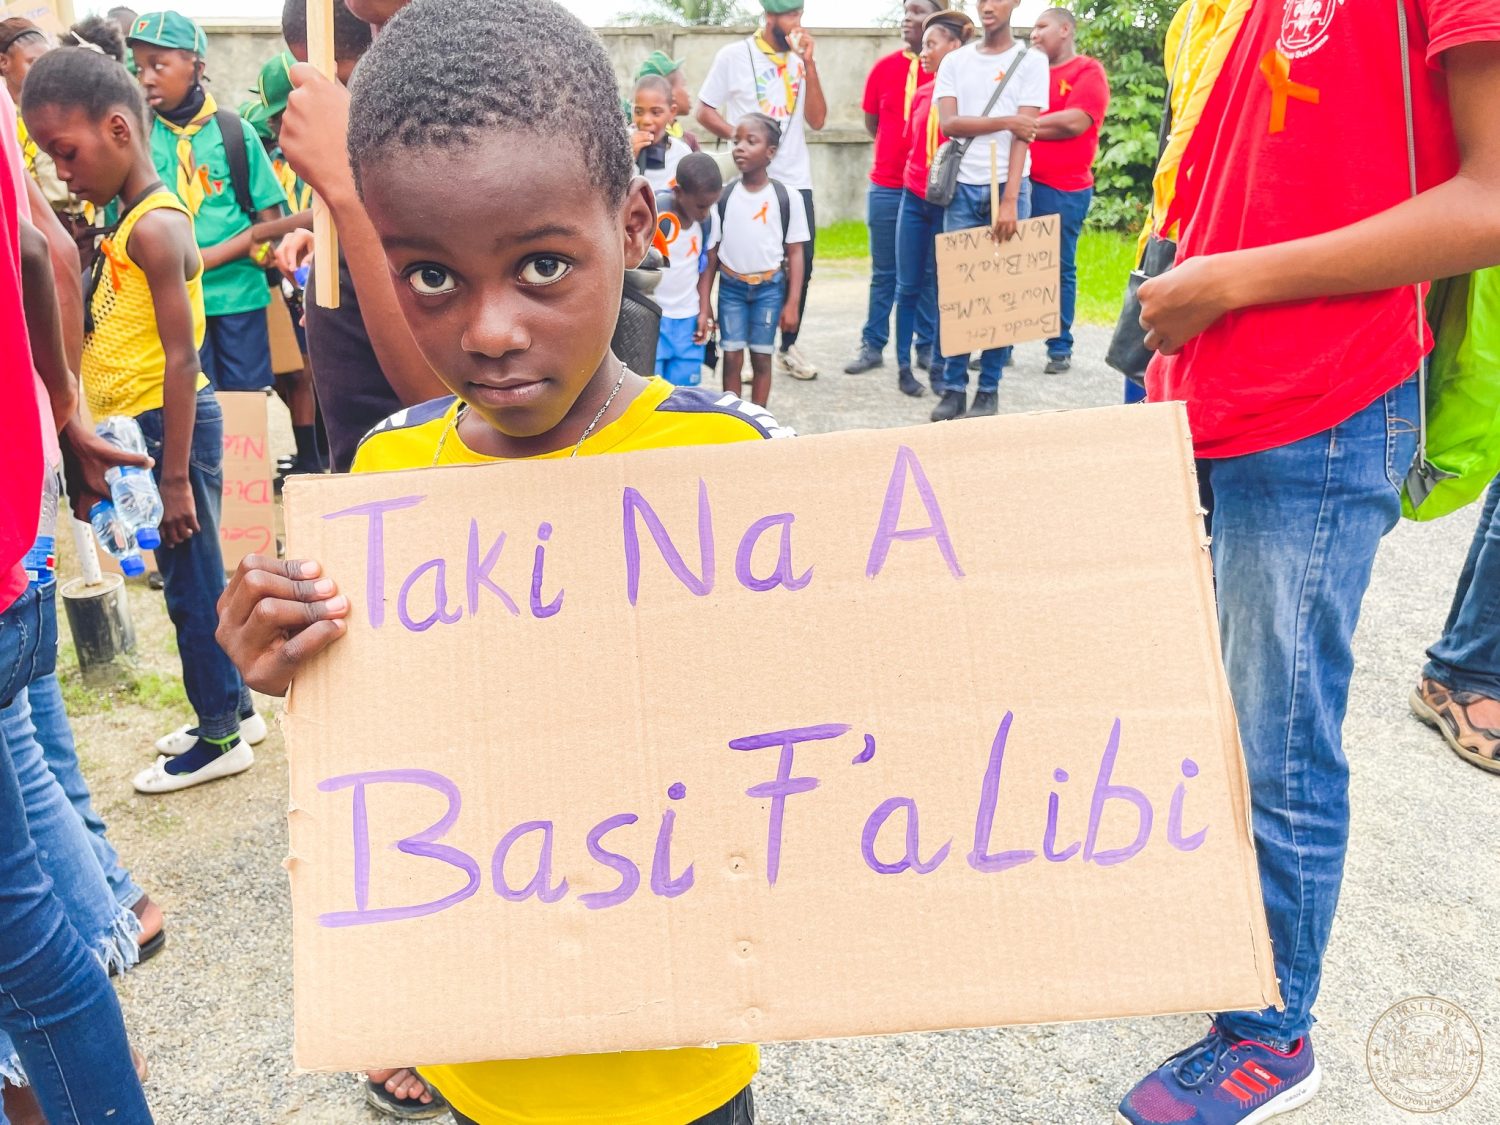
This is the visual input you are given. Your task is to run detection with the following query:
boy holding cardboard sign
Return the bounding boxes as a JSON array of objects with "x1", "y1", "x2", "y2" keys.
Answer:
[{"x1": 216, "y1": 1, "x2": 782, "y2": 1120}]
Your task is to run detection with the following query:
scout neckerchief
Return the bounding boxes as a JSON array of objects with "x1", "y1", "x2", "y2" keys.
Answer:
[
  {"x1": 926, "y1": 97, "x2": 942, "y2": 163},
  {"x1": 15, "y1": 111, "x2": 39, "y2": 175},
  {"x1": 903, "y1": 51, "x2": 920, "y2": 121},
  {"x1": 752, "y1": 30, "x2": 800, "y2": 118},
  {"x1": 84, "y1": 179, "x2": 167, "y2": 333},
  {"x1": 155, "y1": 87, "x2": 220, "y2": 216}
]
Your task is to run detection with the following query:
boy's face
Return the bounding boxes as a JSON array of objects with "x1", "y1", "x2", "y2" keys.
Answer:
[
  {"x1": 763, "y1": 9, "x2": 802, "y2": 51},
  {"x1": 901, "y1": 0, "x2": 934, "y2": 52},
  {"x1": 667, "y1": 70, "x2": 691, "y2": 118},
  {"x1": 674, "y1": 184, "x2": 720, "y2": 226},
  {"x1": 978, "y1": 0, "x2": 1020, "y2": 33},
  {"x1": 1028, "y1": 13, "x2": 1070, "y2": 60},
  {"x1": 731, "y1": 121, "x2": 775, "y2": 173},
  {"x1": 358, "y1": 133, "x2": 655, "y2": 442},
  {"x1": 632, "y1": 86, "x2": 671, "y2": 143},
  {"x1": 25, "y1": 103, "x2": 137, "y2": 206},
  {"x1": 132, "y1": 45, "x2": 199, "y2": 111}
]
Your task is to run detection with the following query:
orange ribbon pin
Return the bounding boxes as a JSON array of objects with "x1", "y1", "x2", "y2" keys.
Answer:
[{"x1": 1259, "y1": 49, "x2": 1319, "y2": 134}]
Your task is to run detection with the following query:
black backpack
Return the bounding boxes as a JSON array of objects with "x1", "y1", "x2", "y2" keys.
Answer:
[
  {"x1": 715, "y1": 177, "x2": 791, "y2": 267},
  {"x1": 212, "y1": 107, "x2": 257, "y2": 219}
]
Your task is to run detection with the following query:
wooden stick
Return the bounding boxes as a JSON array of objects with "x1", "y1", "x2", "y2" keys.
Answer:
[
  {"x1": 989, "y1": 141, "x2": 1000, "y2": 240},
  {"x1": 307, "y1": 0, "x2": 341, "y2": 308}
]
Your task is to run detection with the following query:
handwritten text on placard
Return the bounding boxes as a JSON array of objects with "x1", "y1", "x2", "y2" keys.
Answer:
[{"x1": 936, "y1": 215, "x2": 1061, "y2": 356}]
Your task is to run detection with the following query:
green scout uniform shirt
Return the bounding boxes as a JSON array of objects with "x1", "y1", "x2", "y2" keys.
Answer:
[{"x1": 147, "y1": 113, "x2": 286, "y2": 316}]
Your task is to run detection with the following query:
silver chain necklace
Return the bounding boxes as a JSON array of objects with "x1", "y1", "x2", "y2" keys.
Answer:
[{"x1": 431, "y1": 365, "x2": 631, "y2": 466}]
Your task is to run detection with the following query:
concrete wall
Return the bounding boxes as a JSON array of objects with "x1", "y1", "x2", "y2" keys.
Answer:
[{"x1": 197, "y1": 22, "x2": 960, "y2": 224}]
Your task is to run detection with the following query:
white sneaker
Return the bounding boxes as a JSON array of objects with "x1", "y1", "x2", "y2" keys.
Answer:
[
  {"x1": 777, "y1": 345, "x2": 818, "y2": 380},
  {"x1": 133, "y1": 742, "x2": 254, "y2": 794},
  {"x1": 156, "y1": 711, "x2": 268, "y2": 756}
]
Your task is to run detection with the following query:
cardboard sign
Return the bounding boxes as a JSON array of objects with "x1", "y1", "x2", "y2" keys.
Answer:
[
  {"x1": 282, "y1": 404, "x2": 1279, "y2": 1071},
  {"x1": 217, "y1": 391, "x2": 275, "y2": 569},
  {"x1": 3, "y1": 0, "x2": 65, "y2": 34},
  {"x1": 936, "y1": 214, "x2": 1061, "y2": 356},
  {"x1": 92, "y1": 392, "x2": 272, "y2": 576}
]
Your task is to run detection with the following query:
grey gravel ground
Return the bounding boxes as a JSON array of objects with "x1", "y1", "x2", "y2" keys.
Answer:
[{"x1": 73, "y1": 265, "x2": 1497, "y2": 1123}]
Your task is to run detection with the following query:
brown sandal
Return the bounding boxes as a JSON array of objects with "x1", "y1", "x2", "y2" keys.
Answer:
[{"x1": 1411, "y1": 677, "x2": 1500, "y2": 774}]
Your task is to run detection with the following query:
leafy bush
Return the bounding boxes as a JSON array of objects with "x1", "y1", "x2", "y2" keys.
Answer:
[{"x1": 1076, "y1": 0, "x2": 1177, "y2": 231}]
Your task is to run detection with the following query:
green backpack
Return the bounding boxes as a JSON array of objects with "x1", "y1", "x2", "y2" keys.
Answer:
[
  {"x1": 1397, "y1": 0, "x2": 1500, "y2": 521},
  {"x1": 1404, "y1": 270, "x2": 1500, "y2": 521}
]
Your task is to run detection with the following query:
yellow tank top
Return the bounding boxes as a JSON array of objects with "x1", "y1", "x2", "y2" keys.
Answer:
[{"x1": 81, "y1": 190, "x2": 209, "y2": 419}]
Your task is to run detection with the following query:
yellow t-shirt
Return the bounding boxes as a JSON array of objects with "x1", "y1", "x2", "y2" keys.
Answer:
[
  {"x1": 81, "y1": 190, "x2": 210, "y2": 419},
  {"x1": 352, "y1": 375, "x2": 787, "y2": 1125}
]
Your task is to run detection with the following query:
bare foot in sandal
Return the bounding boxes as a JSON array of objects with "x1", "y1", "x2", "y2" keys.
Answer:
[{"x1": 364, "y1": 1068, "x2": 448, "y2": 1120}]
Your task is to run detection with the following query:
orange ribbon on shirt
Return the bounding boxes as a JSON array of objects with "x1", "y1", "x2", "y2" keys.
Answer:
[{"x1": 1259, "y1": 49, "x2": 1319, "y2": 134}]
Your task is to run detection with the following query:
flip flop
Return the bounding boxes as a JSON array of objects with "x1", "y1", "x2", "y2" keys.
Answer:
[
  {"x1": 138, "y1": 928, "x2": 167, "y2": 964},
  {"x1": 363, "y1": 1077, "x2": 449, "y2": 1121}
]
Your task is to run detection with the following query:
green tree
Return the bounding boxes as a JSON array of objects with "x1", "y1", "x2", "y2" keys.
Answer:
[
  {"x1": 616, "y1": 0, "x2": 753, "y2": 25},
  {"x1": 1075, "y1": 0, "x2": 1178, "y2": 231}
]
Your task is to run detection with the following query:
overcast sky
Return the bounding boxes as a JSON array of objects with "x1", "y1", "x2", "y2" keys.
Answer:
[{"x1": 80, "y1": 0, "x2": 1051, "y2": 29}]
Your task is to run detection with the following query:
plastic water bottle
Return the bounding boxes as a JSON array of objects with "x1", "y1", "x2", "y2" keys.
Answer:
[
  {"x1": 96, "y1": 415, "x2": 163, "y2": 551},
  {"x1": 23, "y1": 467, "x2": 61, "y2": 588},
  {"x1": 90, "y1": 500, "x2": 146, "y2": 577}
]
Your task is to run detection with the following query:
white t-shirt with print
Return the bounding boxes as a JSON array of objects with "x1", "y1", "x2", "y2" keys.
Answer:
[
  {"x1": 641, "y1": 135, "x2": 692, "y2": 194},
  {"x1": 932, "y1": 41, "x2": 1050, "y2": 186},
  {"x1": 654, "y1": 203, "x2": 708, "y2": 320},
  {"x1": 698, "y1": 36, "x2": 813, "y2": 190},
  {"x1": 708, "y1": 179, "x2": 811, "y2": 276}
]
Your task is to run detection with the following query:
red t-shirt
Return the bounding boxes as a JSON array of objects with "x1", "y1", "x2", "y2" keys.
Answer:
[
  {"x1": 864, "y1": 48, "x2": 933, "y2": 189},
  {"x1": 903, "y1": 84, "x2": 948, "y2": 198},
  {"x1": 1148, "y1": 0, "x2": 1500, "y2": 458},
  {"x1": 1, "y1": 85, "x2": 42, "y2": 612},
  {"x1": 1029, "y1": 55, "x2": 1110, "y2": 192}
]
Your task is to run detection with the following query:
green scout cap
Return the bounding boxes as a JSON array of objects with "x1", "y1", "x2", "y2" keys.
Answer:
[
  {"x1": 759, "y1": 0, "x2": 804, "y2": 12},
  {"x1": 636, "y1": 49, "x2": 683, "y2": 79},
  {"x1": 255, "y1": 50, "x2": 295, "y2": 116},
  {"x1": 239, "y1": 99, "x2": 275, "y2": 144},
  {"x1": 127, "y1": 11, "x2": 207, "y2": 56}
]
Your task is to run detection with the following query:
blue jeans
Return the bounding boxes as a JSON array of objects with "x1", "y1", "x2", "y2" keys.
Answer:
[
  {"x1": 135, "y1": 388, "x2": 248, "y2": 740},
  {"x1": 29, "y1": 666, "x2": 144, "y2": 912},
  {"x1": 1204, "y1": 380, "x2": 1419, "y2": 1047},
  {"x1": 1029, "y1": 182, "x2": 1093, "y2": 359},
  {"x1": 940, "y1": 178, "x2": 1033, "y2": 392},
  {"x1": 860, "y1": 184, "x2": 903, "y2": 353},
  {"x1": 718, "y1": 272, "x2": 785, "y2": 355},
  {"x1": 0, "y1": 586, "x2": 151, "y2": 1123},
  {"x1": 894, "y1": 188, "x2": 942, "y2": 370},
  {"x1": 1424, "y1": 476, "x2": 1500, "y2": 696}
]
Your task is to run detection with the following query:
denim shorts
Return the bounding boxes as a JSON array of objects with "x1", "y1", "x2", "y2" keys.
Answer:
[{"x1": 718, "y1": 271, "x2": 784, "y2": 355}]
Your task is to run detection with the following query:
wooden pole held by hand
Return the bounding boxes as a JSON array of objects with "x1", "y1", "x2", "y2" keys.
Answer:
[
  {"x1": 307, "y1": 0, "x2": 340, "y2": 308},
  {"x1": 989, "y1": 141, "x2": 1000, "y2": 239}
]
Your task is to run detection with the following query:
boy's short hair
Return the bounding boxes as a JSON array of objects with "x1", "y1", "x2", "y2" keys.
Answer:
[
  {"x1": 281, "y1": 0, "x2": 371, "y2": 59},
  {"x1": 347, "y1": 0, "x2": 631, "y2": 206},
  {"x1": 1039, "y1": 7, "x2": 1077, "y2": 30},
  {"x1": 742, "y1": 112, "x2": 781, "y2": 148},
  {"x1": 68, "y1": 15, "x2": 127, "y2": 61},
  {"x1": 22, "y1": 46, "x2": 147, "y2": 124},
  {"x1": 633, "y1": 74, "x2": 672, "y2": 101},
  {"x1": 675, "y1": 151, "x2": 722, "y2": 196}
]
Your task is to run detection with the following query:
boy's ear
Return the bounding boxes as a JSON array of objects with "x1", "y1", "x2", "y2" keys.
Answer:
[{"x1": 620, "y1": 177, "x2": 657, "y2": 269}]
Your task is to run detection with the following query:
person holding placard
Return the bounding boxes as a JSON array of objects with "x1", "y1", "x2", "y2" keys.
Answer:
[
  {"x1": 1119, "y1": 0, "x2": 1500, "y2": 1122},
  {"x1": 930, "y1": 0, "x2": 1048, "y2": 420},
  {"x1": 217, "y1": 2, "x2": 790, "y2": 1121}
]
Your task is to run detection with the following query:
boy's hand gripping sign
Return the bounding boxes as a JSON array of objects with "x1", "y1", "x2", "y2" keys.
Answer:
[{"x1": 283, "y1": 404, "x2": 1279, "y2": 1071}]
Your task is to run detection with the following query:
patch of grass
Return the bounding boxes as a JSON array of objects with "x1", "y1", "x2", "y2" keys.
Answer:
[
  {"x1": 817, "y1": 220, "x2": 870, "y2": 261},
  {"x1": 60, "y1": 665, "x2": 189, "y2": 718},
  {"x1": 816, "y1": 219, "x2": 1138, "y2": 327},
  {"x1": 1075, "y1": 228, "x2": 1137, "y2": 327}
]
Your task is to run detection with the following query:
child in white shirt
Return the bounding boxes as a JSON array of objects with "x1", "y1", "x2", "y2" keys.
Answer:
[
  {"x1": 631, "y1": 74, "x2": 691, "y2": 192},
  {"x1": 652, "y1": 152, "x2": 724, "y2": 386}
]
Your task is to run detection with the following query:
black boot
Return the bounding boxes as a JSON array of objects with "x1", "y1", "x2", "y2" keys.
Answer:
[
  {"x1": 898, "y1": 366, "x2": 925, "y2": 397},
  {"x1": 930, "y1": 390, "x2": 966, "y2": 422},
  {"x1": 970, "y1": 391, "x2": 999, "y2": 416}
]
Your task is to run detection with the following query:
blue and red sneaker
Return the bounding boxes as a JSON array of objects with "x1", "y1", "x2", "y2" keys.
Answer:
[{"x1": 1116, "y1": 1026, "x2": 1322, "y2": 1125}]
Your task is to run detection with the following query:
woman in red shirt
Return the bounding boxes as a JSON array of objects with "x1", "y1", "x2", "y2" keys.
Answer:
[{"x1": 893, "y1": 9, "x2": 973, "y2": 397}]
